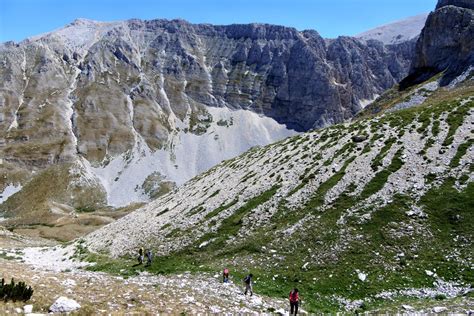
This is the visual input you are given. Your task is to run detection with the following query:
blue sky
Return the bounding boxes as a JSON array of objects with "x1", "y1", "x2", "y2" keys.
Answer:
[{"x1": 1, "y1": 0, "x2": 437, "y2": 42}]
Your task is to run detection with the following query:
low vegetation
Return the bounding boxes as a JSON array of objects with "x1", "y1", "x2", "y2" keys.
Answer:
[{"x1": 0, "y1": 278, "x2": 34, "y2": 302}]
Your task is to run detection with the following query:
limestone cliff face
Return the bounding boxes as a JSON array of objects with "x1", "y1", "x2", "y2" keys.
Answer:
[
  {"x1": 402, "y1": 0, "x2": 474, "y2": 87},
  {"x1": 0, "y1": 19, "x2": 415, "y2": 165},
  {"x1": 0, "y1": 18, "x2": 419, "y2": 208}
]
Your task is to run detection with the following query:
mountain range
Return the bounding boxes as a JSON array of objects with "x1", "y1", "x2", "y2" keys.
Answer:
[{"x1": 0, "y1": 10, "x2": 427, "y2": 212}]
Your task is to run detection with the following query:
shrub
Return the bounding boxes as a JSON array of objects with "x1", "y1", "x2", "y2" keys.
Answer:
[
  {"x1": 0, "y1": 278, "x2": 34, "y2": 302},
  {"x1": 435, "y1": 294, "x2": 446, "y2": 300}
]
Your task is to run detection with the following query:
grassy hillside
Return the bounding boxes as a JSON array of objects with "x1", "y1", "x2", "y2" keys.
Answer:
[{"x1": 78, "y1": 82, "x2": 474, "y2": 312}]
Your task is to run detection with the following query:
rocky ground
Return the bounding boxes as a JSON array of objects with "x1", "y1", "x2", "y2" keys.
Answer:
[
  {"x1": 0, "y1": 240, "x2": 293, "y2": 315},
  {"x1": 1, "y1": 243, "x2": 473, "y2": 315}
]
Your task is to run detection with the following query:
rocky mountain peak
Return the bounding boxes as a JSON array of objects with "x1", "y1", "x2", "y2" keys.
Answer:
[
  {"x1": 356, "y1": 13, "x2": 428, "y2": 45},
  {"x1": 69, "y1": 18, "x2": 103, "y2": 26},
  {"x1": 436, "y1": 0, "x2": 474, "y2": 10},
  {"x1": 223, "y1": 23, "x2": 301, "y2": 41}
]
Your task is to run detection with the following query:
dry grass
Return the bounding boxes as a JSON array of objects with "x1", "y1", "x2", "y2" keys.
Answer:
[
  {"x1": 1, "y1": 163, "x2": 106, "y2": 226},
  {"x1": 0, "y1": 258, "x2": 173, "y2": 314},
  {"x1": 1, "y1": 168, "x2": 139, "y2": 242},
  {"x1": 10, "y1": 209, "x2": 134, "y2": 242}
]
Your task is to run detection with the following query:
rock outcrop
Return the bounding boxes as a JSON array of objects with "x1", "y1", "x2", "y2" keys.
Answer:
[
  {"x1": 436, "y1": 0, "x2": 474, "y2": 10},
  {"x1": 402, "y1": 0, "x2": 474, "y2": 87},
  {"x1": 49, "y1": 297, "x2": 81, "y2": 313}
]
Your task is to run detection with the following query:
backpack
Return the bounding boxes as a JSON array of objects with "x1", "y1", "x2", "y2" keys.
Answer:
[
  {"x1": 289, "y1": 291, "x2": 299, "y2": 302},
  {"x1": 146, "y1": 250, "x2": 152, "y2": 259}
]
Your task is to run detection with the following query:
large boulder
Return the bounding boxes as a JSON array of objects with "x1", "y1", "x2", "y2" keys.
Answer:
[{"x1": 49, "y1": 297, "x2": 81, "y2": 313}]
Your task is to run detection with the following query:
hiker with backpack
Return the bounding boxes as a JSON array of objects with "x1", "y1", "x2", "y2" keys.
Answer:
[
  {"x1": 243, "y1": 273, "x2": 253, "y2": 296},
  {"x1": 289, "y1": 288, "x2": 299, "y2": 315},
  {"x1": 223, "y1": 268, "x2": 230, "y2": 283},
  {"x1": 145, "y1": 249, "x2": 153, "y2": 267}
]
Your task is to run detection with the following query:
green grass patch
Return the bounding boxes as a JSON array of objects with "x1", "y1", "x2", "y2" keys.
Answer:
[
  {"x1": 287, "y1": 173, "x2": 317, "y2": 197},
  {"x1": 421, "y1": 137, "x2": 435, "y2": 154},
  {"x1": 303, "y1": 156, "x2": 355, "y2": 211},
  {"x1": 361, "y1": 148, "x2": 404, "y2": 199},
  {"x1": 166, "y1": 228, "x2": 183, "y2": 238},
  {"x1": 215, "y1": 186, "x2": 279, "y2": 236},
  {"x1": 198, "y1": 185, "x2": 280, "y2": 247},
  {"x1": 431, "y1": 119, "x2": 441, "y2": 137},
  {"x1": 204, "y1": 199, "x2": 239, "y2": 220},
  {"x1": 418, "y1": 178, "x2": 474, "y2": 284},
  {"x1": 425, "y1": 173, "x2": 437, "y2": 184},
  {"x1": 449, "y1": 139, "x2": 473, "y2": 167},
  {"x1": 459, "y1": 174, "x2": 469, "y2": 185},
  {"x1": 371, "y1": 137, "x2": 396, "y2": 171},
  {"x1": 75, "y1": 206, "x2": 95, "y2": 213},
  {"x1": 188, "y1": 204, "x2": 205, "y2": 217},
  {"x1": 442, "y1": 102, "x2": 471, "y2": 146},
  {"x1": 208, "y1": 190, "x2": 220, "y2": 198},
  {"x1": 0, "y1": 252, "x2": 18, "y2": 261},
  {"x1": 333, "y1": 142, "x2": 355, "y2": 159}
]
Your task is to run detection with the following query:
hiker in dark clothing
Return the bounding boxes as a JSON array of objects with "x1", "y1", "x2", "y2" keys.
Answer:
[
  {"x1": 289, "y1": 288, "x2": 299, "y2": 315},
  {"x1": 138, "y1": 247, "x2": 144, "y2": 264},
  {"x1": 145, "y1": 249, "x2": 153, "y2": 267},
  {"x1": 243, "y1": 273, "x2": 253, "y2": 296},
  {"x1": 223, "y1": 268, "x2": 230, "y2": 283},
  {"x1": 132, "y1": 247, "x2": 145, "y2": 267}
]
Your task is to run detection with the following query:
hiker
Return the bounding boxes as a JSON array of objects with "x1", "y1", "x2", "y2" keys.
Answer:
[
  {"x1": 243, "y1": 273, "x2": 253, "y2": 296},
  {"x1": 289, "y1": 288, "x2": 299, "y2": 315},
  {"x1": 145, "y1": 249, "x2": 153, "y2": 267},
  {"x1": 137, "y1": 247, "x2": 144, "y2": 265},
  {"x1": 223, "y1": 268, "x2": 229, "y2": 283}
]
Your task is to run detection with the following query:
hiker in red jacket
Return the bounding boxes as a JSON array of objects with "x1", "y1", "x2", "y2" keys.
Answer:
[
  {"x1": 289, "y1": 288, "x2": 299, "y2": 315},
  {"x1": 223, "y1": 268, "x2": 229, "y2": 283}
]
